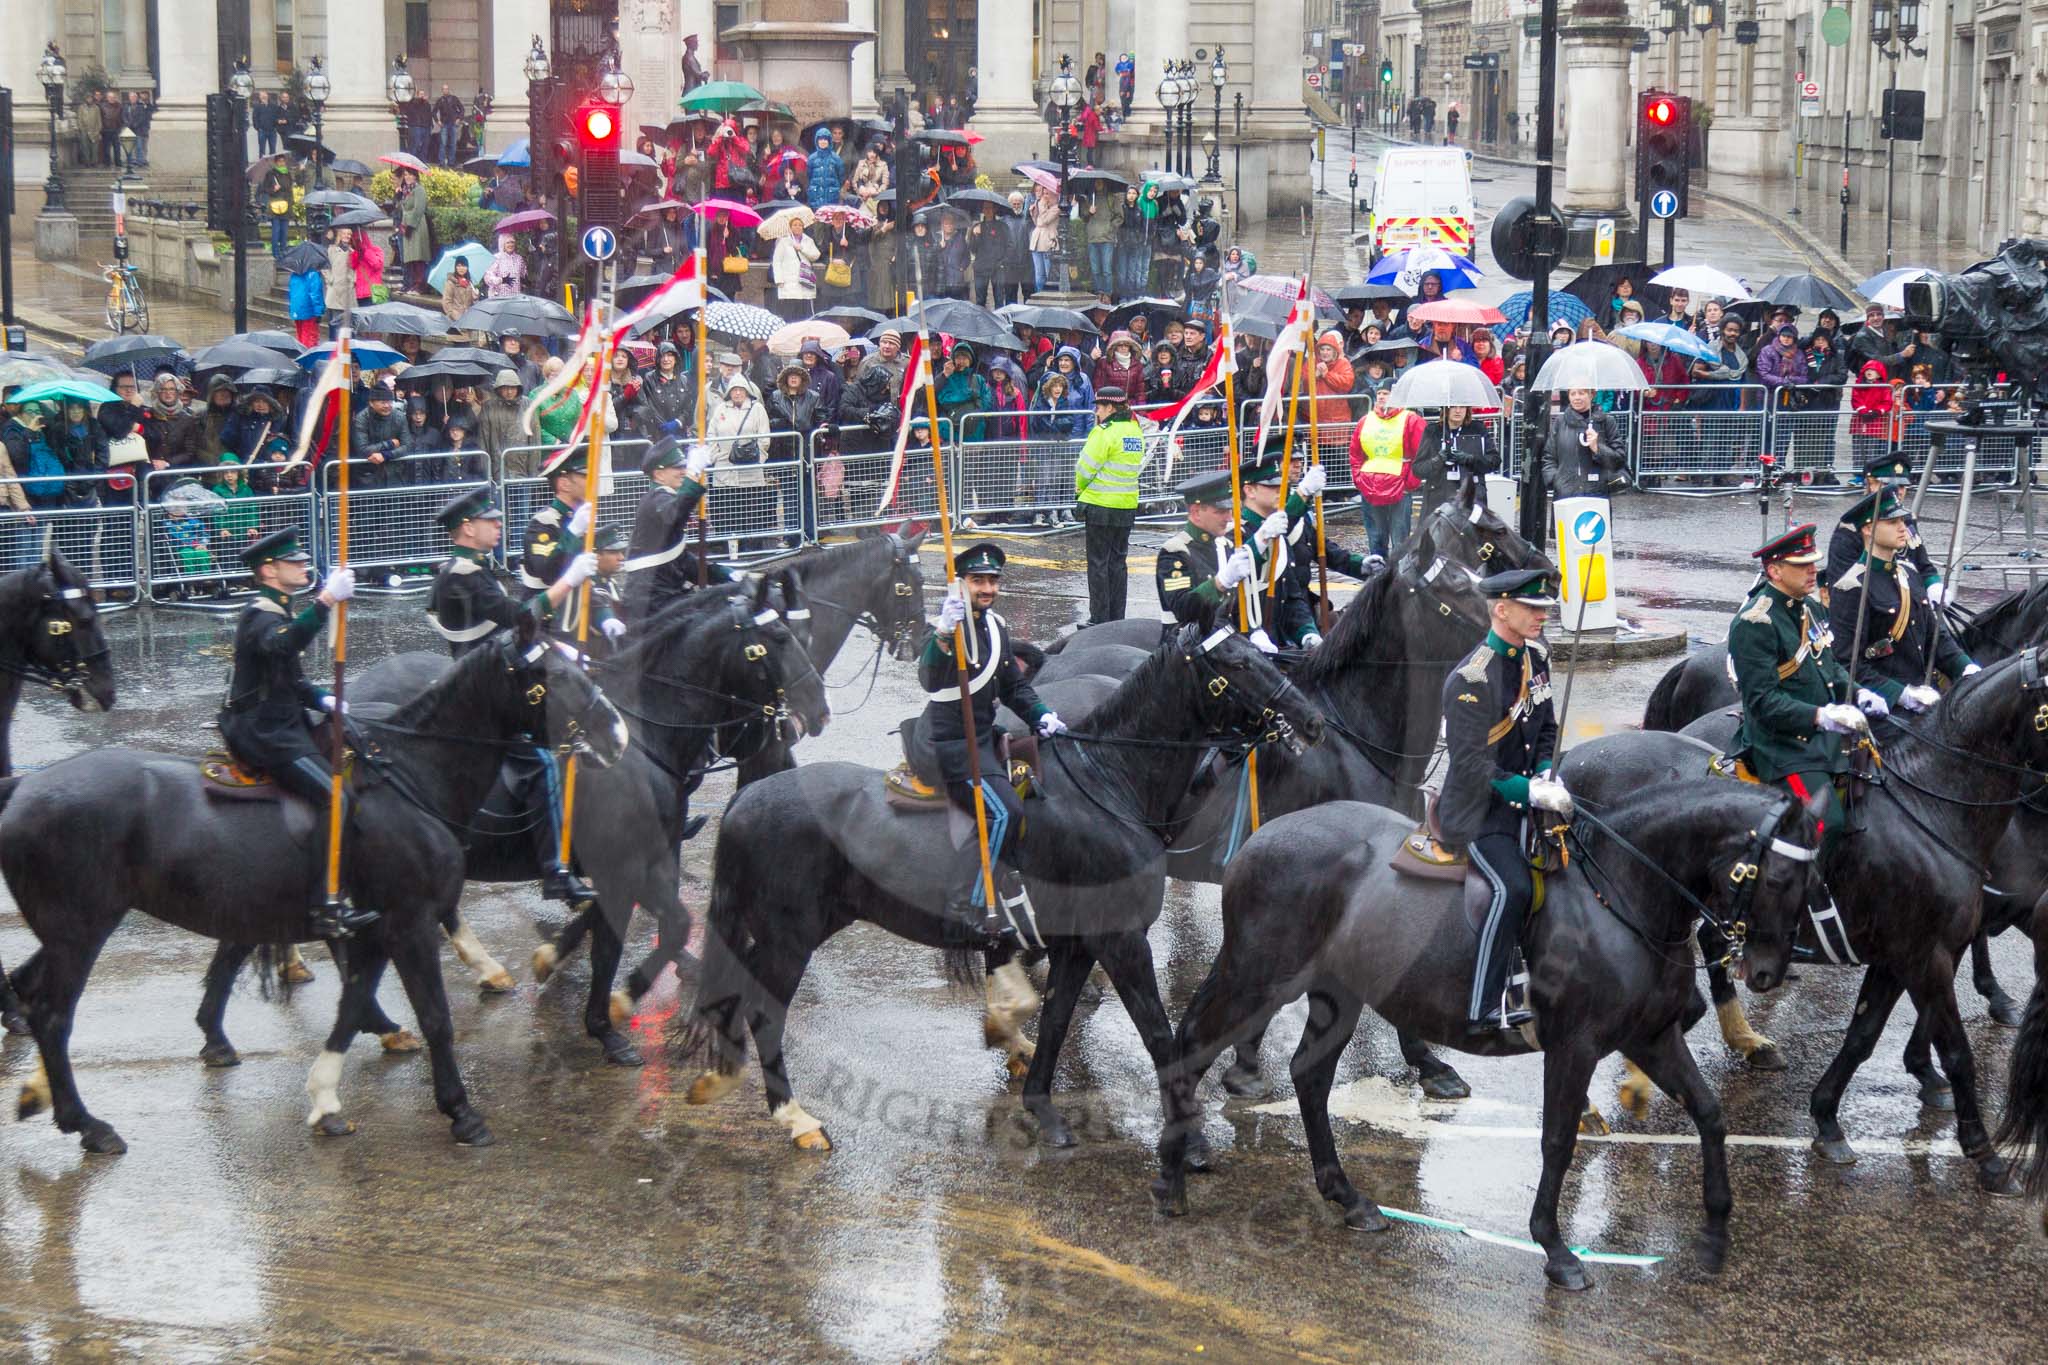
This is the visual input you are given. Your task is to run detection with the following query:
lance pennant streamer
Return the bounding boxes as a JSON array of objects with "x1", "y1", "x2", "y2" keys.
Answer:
[
  {"x1": 286, "y1": 333, "x2": 351, "y2": 467},
  {"x1": 1155, "y1": 322, "x2": 1238, "y2": 480},
  {"x1": 1252, "y1": 276, "x2": 1313, "y2": 461},
  {"x1": 871, "y1": 334, "x2": 933, "y2": 516}
]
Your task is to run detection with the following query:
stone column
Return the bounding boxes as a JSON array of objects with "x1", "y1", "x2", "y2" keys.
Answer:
[
  {"x1": 249, "y1": 1, "x2": 277, "y2": 83},
  {"x1": 143, "y1": 11, "x2": 221, "y2": 179},
  {"x1": 875, "y1": 0, "x2": 908, "y2": 94},
  {"x1": 485, "y1": 0, "x2": 554, "y2": 127},
  {"x1": 847, "y1": 0, "x2": 878, "y2": 113},
  {"x1": 724, "y1": 1, "x2": 877, "y2": 127},
  {"x1": 312, "y1": 0, "x2": 395, "y2": 167},
  {"x1": 1133, "y1": 0, "x2": 1189, "y2": 165},
  {"x1": 120, "y1": 0, "x2": 152, "y2": 82},
  {"x1": 969, "y1": 0, "x2": 1043, "y2": 173},
  {"x1": 1558, "y1": 6, "x2": 1642, "y2": 262}
]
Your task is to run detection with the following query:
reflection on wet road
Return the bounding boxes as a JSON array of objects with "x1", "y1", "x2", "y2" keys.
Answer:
[{"x1": 2, "y1": 508, "x2": 2043, "y2": 1361}]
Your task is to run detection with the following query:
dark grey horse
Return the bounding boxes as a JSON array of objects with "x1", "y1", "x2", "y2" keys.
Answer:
[
  {"x1": 1155, "y1": 783, "x2": 1818, "y2": 1289},
  {"x1": 5, "y1": 618, "x2": 625, "y2": 1153}
]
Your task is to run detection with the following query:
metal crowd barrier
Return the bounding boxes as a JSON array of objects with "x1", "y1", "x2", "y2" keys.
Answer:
[
  {"x1": 813, "y1": 419, "x2": 951, "y2": 538},
  {"x1": 143, "y1": 462, "x2": 316, "y2": 606},
  {"x1": 319, "y1": 452, "x2": 493, "y2": 588},
  {"x1": 1630, "y1": 384, "x2": 1767, "y2": 480},
  {"x1": 955, "y1": 410, "x2": 1084, "y2": 531},
  {"x1": 0, "y1": 471, "x2": 144, "y2": 606}
]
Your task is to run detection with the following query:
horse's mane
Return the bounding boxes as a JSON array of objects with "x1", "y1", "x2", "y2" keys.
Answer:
[
  {"x1": 619, "y1": 581, "x2": 757, "y2": 668},
  {"x1": 781, "y1": 534, "x2": 897, "y2": 583},
  {"x1": 1081, "y1": 637, "x2": 1188, "y2": 737},
  {"x1": 391, "y1": 630, "x2": 516, "y2": 726},
  {"x1": 1289, "y1": 566, "x2": 1405, "y2": 688},
  {"x1": 1958, "y1": 579, "x2": 2048, "y2": 656}
]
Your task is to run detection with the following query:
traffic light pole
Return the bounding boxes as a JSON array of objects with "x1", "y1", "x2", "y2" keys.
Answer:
[
  {"x1": 1883, "y1": 55, "x2": 1897, "y2": 270},
  {"x1": 232, "y1": 96, "x2": 248, "y2": 334},
  {"x1": 1517, "y1": 0, "x2": 1561, "y2": 552}
]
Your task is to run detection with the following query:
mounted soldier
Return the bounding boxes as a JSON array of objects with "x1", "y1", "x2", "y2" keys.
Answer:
[
  {"x1": 622, "y1": 438, "x2": 724, "y2": 624},
  {"x1": 1727, "y1": 523, "x2": 1884, "y2": 849},
  {"x1": 1154, "y1": 467, "x2": 1258, "y2": 643},
  {"x1": 520, "y1": 447, "x2": 625, "y2": 649},
  {"x1": 1824, "y1": 450, "x2": 1944, "y2": 600},
  {"x1": 1437, "y1": 567, "x2": 1571, "y2": 1035},
  {"x1": 428, "y1": 484, "x2": 600, "y2": 909},
  {"x1": 1826, "y1": 489, "x2": 1980, "y2": 713},
  {"x1": 215, "y1": 528, "x2": 375, "y2": 940},
  {"x1": 923, "y1": 542, "x2": 1066, "y2": 946},
  {"x1": 1261, "y1": 446, "x2": 1383, "y2": 648}
]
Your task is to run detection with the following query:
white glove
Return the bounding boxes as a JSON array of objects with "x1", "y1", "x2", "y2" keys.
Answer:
[
  {"x1": 1817, "y1": 702, "x2": 1869, "y2": 735},
  {"x1": 1856, "y1": 687, "x2": 1891, "y2": 719},
  {"x1": 320, "y1": 695, "x2": 346, "y2": 714},
  {"x1": 1363, "y1": 553, "x2": 1387, "y2": 574},
  {"x1": 321, "y1": 567, "x2": 355, "y2": 602},
  {"x1": 567, "y1": 501, "x2": 594, "y2": 538},
  {"x1": 1962, "y1": 663, "x2": 1983, "y2": 677},
  {"x1": 1253, "y1": 509, "x2": 1289, "y2": 547},
  {"x1": 1302, "y1": 632, "x2": 1324, "y2": 648},
  {"x1": 1528, "y1": 775, "x2": 1576, "y2": 818},
  {"x1": 1294, "y1": 464, "x2": 1328, "y2": 500},
  {"x1": 1899, "y1": 683, "x2": 1940, "y2": 712},
  {"x1": 600, "y1": 617, "x2": 628, "y2": 643},
  {"x1": 1247, "y1": 628, "x2": 1279, "y2": 655},
  {"x1": 685, "y1": 444, "x2": 715, "y2": 480},
  {"x1": 1926, "y1": 581, "x2": 1947, "y2": 607},
  {"x1": 1214, "y1": 544, "x2": 1256, "y2": 590},
  {"x1": 1036, "y1": 710, "x2": 1067, "y2": 737},
  {"x1": 559, "y1": 551, "x2": 599, "y2": 588},
  {"x1": 937, "y1": 589, "x2": 967, "y2": 633}
]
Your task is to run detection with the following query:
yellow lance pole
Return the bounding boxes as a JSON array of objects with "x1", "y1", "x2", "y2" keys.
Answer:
[
  {"x1": 693, "y1": 243, "x2": 712, "y2": 586},
  {"x1": 1301, "y1": 238, "x2": 1333, "y2": 631},
  {"x1": 324, "y1": 335, "x2": 352, "y2": 905},
  {"x1": 1219, "y1": 296, "x2": 1260, "y2": 831},
  {"x1": 557, "y1": 302, "x2": 612, "y2": 871}
]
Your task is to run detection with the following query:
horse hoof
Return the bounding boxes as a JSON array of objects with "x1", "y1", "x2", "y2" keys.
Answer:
[
  {"x1": 1978, "y1": 1159, "x2": 2022, "y2": 1196},
  {"x1": 1150, "y1": 1178, "x2": 1190, "y2": 1218},
  {"x1": 1343, "y1": 1202, "x2": 1390, "y2": 1233},
  {"x1": 16, "y1": 1083, "x2": 48, "y2": 1121},
  {"x1": 1695, "y1": 1232, "x2": 1729, "y2": 1276},
  {"x1": 80, "y1": 1124, "x2": 127, "y2": 1156},
  {"x1": 608, "y1": 990, "x2": 632, "y2": 1031},
  {"x1": 530, "y1": 943, "x2": 559, "y2": 984},
  {"x1": 1, "y1": 1009, "x2": 28, "y2": 1037},
  {"x1": 1579, "y1": 1107, "x2": 1612, "y2": 1138},
  {"x1": 313, "y1": 1113, "x2": 357, "y2": 1139},
  {"x1": 1005, "y1": 1051, "x2": 1030, "y2": 1083},
  {"x1": 479, "y1": 970, "x2": 517, "y2": 995},
  {"x1": 600, "y1": 1033, "x2": 645, "y2": 1068},
  {"x1": 1034, "y1": 1111, "x2": 1077, "y2": 1149},
  {"x1": 686, "y1": 1070, "x2": 739, "y2": 1106},
  {"x1": 280, "y1": 960, "x2": 316, "y2": 986},
  {"x1": 792, "y1": 1127, "x2": 833, "y2": 1153},
  {"x1": 451, "y1": 1113, "x2": 495, "y2": 1147},
  {"x1": 1743, "y1": 1043, "x2": 1789, "y2": 1072},
  {"x1": 1545, "y1": 1258, "x2": 1594, "y2": 1292},
  {"x1": 198, "y1": 1042, "x2": 241, "y2": 1069},
  {"x1": 1987, "y1": 994, "x2": 2024, "y2": 1028},
  {"x1": 1185, "y1": 1131, "x2": 1215, "y2": 1173},
  {"x1": 1221, "y1": 1063, "x2": 1270, "y2": 1100},
  {"x1": 1417, "y1": 1070, "x2": 1472, "y2": 1101},
  {"x1": 379, "y1": 1029, "x2": 423, "y2": 1055},
  {"x1": 1812, "y1": 1136, "x2": 1858, "y2": 1166},
  {"x1": 1917, "y1": 1080, "x2": 1956, "y2": 1112}
]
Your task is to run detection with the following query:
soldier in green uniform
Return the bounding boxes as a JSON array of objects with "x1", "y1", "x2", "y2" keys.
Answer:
[
  {"x1": 520, "y1": 447, "x2": 625, "y2": 648},
  {"x1": 216, "y1": 528, "x2": 377, "y2": 939},
  {"x1": 1262, "y1": 452, "x2": 1383, "y2": 648},
  {"x1": 1827, "y1": 490, "x2": 1980, "y2": 712},
  {"x1": 622, "y1": 438, "x2": 724, "y2": 624},
  {"x1": 427, "y1": 485, "x2": 598, "y2": 909},
  {"x1": 1824, "y1": 450, "x2": 1944, "y2": 599},
  {"x1": 1728, "y1": 523, "x2": 1885, "y2": 847},
  {"x1": 1154, "y1": 467, "x2": 1258, "y2": 642},
  {"x1": 1438, "y1": 567, "x2": 1570, "y2": 1035}
]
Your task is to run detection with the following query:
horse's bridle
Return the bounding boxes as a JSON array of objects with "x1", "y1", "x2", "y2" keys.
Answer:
[
  {"x1": 516, "y1": 638, "x2": 619, "y2": 761},
  {"x1": 1181, "y1": 626, "x2": 1310, "y2": 751},
  {"x1": 805, "y1": 537, "x2": 924, "y2": 661},
  {"x1": 2, "y1": 581, "x2": 109, "y2": 697}
]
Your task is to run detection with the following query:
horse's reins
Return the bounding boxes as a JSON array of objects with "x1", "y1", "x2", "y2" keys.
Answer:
[{"x1": 0, "y1": 583, "x2": 110, "y2": 695}]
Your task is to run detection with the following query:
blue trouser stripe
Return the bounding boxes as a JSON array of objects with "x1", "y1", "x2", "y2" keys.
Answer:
[{"x1": 969, "y1": 778, "x2": 1010, "y2": 908}]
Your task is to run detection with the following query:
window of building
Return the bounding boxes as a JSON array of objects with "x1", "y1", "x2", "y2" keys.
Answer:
[
  {"x1": 102, "y1": 0, "x2": 123, "y2": 58},
  {"x1": 275, "y1": 0, "x2": 295, "y2": 70},
  {"x1": 716, "y1": 4, "x2": 740, "y2": 63},
  {"x1": 406, "y1": 0, "x2": 432, "y2": 56}
]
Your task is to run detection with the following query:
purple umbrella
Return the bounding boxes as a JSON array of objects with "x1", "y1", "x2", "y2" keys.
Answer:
[{"x1": 493, "y1": 209, "x2": 556, "y2": 235}]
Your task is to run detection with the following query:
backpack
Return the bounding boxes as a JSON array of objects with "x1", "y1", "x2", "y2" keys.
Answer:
[{"x1": 20, "y1": 432, "x2": 65, "y2": 502}]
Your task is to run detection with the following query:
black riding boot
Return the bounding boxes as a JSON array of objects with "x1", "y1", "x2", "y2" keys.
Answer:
[
  {"x1": 279, "y1": 755, "x2": 380, "y2": 941},
  {"x1": 511, "y1": 747, "x2": 598, "y2": 909},
  {"x1": 1465, "y1": 834, "x2": 1533, "y2": 1035}
]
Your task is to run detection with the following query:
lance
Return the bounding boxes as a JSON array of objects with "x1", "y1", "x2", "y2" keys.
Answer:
[
  {"x1": 323, "y1": 334, "x2": 353, "y2": 910},
  {"x1": 909, "y1": 254, "x2": 1000, "y2": 919},
  {"x1": 1923, "y1": 430, "x2": 1978, "y2": 687},
  {"x1": 1267, "y1": 289, "x2": 1307, "y2": 609},
  {"x1": 1218, "y1": 285, "x2": 1260, "y2": 830},
  {"x1": 558, "y1": 296, "x2": 614, "y2": 874},
  {"x1": 693, "y1": 243, "x2": 712, "y2": 587},
  {"x1": 1302, "y1": 246, "x2": 1333, "y2": 632}
]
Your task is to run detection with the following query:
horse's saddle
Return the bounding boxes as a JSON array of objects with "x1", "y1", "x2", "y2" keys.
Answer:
[
  {"x1": 1389, "y1": 794, "x2": 1556, "y2": 926},
  {"x1": 885, "y1": 734, "x2": 1041, "y2": 813},
  {"x1": 1708, "y1": 752, "x2": 1762, "y2": 784},
  {"x1": 199, "y1": 751, "x2": 322, "y2": 843}
]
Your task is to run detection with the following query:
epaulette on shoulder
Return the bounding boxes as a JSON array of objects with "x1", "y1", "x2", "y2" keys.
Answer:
[
  {"x1": 1834, "y1": 562, "x2": 1865, "y2": 591},
  {"x1": 532, "y1": 505, "x2": 563, "y2": 525},
  {"x1": 1160, "y1": 531, "x2": 1191, "y2": 553},
  {"x1": 1456, "y1": 644, "x2": 1491, "y2": 683},
  {"x1": 1738, "y1": 593, "x2": 1774, "y2": 625}
]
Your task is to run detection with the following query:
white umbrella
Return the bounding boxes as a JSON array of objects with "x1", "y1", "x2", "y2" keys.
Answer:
[
  {"x1": 704, "y1": 301, "x2": 785, "y2": 341},
  {"x1": 767, "y1": 319, "x2": 852, "y2": 357},
  {"x1": 1648, "y1": 264, "x2": 1753, "y2": 301},
  {"x1": 1527, "y1": 340, "x2": 1648, "y2": 392},
  {"x1": 1388, "y1": 359, "x2": 1501, "y2": 410},
  {"x1": 1865, "y1": 268, "x2": 1935, "y2": 311},
  {"x1": 757, "y1": 205, "x2": 816, "y2": 241}
]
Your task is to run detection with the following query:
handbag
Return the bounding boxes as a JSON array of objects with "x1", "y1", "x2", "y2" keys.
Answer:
[
  {"x1": 268, "y1": 196, "x2": 291, "y2": 217},
  {"x1": 797, "y1": 259, "x2": 818, "y2": 290},
  {"x1": 723, "y1": 254, "x2": 750, "y2": 275},
  {"x1": 824, "y1": 258, "x2": 853, "y2": 289}
]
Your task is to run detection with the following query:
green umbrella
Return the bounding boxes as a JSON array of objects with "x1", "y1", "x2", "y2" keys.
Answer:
[
  {"x1": 680, "y1": 81, "x2": 765, "y2": 114},
  {"x1": 8, "y1": 377, "x2": 126, "y2": 407}
]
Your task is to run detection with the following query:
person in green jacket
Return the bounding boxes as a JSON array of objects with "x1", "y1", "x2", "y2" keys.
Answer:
[
  {"x1": 1082, "y1": 188, "x2": 1124, "y2": 300},
  {"x1": 397, "y1": 168, "x2": 432, "y2": 293},
  {"x1": 1072, "y1": 387, "x2": 1146, "y2": 625},
  {"x1": 211, "y1": 455, "x2": 263, "y2": 550}
]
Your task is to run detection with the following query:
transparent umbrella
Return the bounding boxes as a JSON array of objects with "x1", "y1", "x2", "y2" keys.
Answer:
[
  {"x1": 1527, "y1": 341, "x2": 1648, "y2": 392},
  {"x1": 1388, "y1": 359, "x2": 1501, "y2": 410}
]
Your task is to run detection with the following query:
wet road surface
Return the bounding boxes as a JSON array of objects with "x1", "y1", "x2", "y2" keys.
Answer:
[{"x1": 3, "y1": 508, "x2": 2045, "y2": 1362}]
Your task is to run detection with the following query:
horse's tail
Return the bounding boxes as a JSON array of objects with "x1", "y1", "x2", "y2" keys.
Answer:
[
  {"x1": 1640, "y1": 660, "x2": 1685, "y2": 732},
  {"x1": 671, "y1": 840, "x2": 756, "y2": 1069},
  {"x1": 0, "y1": 775, "x2": 25, "y2": 817},
  {"x1": 1994, "y1": 913, "x2": 2048, "y2": 1196}
]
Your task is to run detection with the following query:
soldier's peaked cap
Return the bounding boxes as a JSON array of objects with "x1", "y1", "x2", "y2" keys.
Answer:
[
  {"x1": 437, "y1": 485, "x2": 503, "y2": 531},
  {"x1": 955, "y1": 541, "x2": 1005, "y2": 576},
  {"x1": 243, "y1": 526, "x2": 311, "y2": 570},
  {"x1": 1753, "y1": 522, "x2": 1822, "y2": 565}
]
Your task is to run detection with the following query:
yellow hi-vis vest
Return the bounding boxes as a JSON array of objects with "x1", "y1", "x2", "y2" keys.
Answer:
[{"x1": 1356, "y1": 410, "x2": 1407, "y2": 477}]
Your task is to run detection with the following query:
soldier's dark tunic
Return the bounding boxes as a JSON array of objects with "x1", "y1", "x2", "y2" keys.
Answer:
[
  {"x1": 1154, "y1": 521, "x2": 1227, "y2": 636},
  {"x1": 918, "y1": 606, "x2": 1049, "y2": 890},
  {"x1": 520, "y1": 497, "x2": 618, "y2": 641},
  {"x1": 1728, "y1": 581, "x2": 1854, "y2": 786},
  {"x1": 622, "y1": 475, "x2": 725, "y2": 623},
  {"x1": 1825, "y1": 510, "x2": 1939, "y2": 590},
  {"x1": 1826, "y1": 551, "x2": 1974, "y2": 703},
  {"x1": 1275, "y1": 490, "x2": 1375, "y2": 644},
  {"x1": 427, "y1": 547, "x2": 530, "y2": 655},
  {"x1": 217, "y1": 588, "x2": 333, "y2": 800}
]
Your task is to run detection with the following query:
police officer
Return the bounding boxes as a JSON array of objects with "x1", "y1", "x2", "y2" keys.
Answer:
[
  {"x1": 1827, "y1": 490, "x2": 1980, "y2": 710},
  {"x1": 923, "y1": 543, "x2": 1065, "y2": 946},
  {"x1": 1264, "y1": 450, "x2": 1382, "y2": 648},
  {"x1": 426, "y1": 485, "x2": 599, "y2": 908},
  {"x1": 1824, "y1": 450, "x2": 1944, "y2": 599},
  {"x1": 1438, "y1": 567, "x2": 1570, "y2": 1035},
  {"x1": 1728, "y1": 523, "x2": 1884, "y2": 849},
  {"x1": 521, "y1": 447, "x2": 625, "y2": 648},
  {"x1": 622, "y1": 437, "x2": 722, "y2": 624},
  {"x1": 1073, "y1": 386, "x2": 1145, "y2": 626},
  {"x1": 216, "y1": 529, "x2": 376, "y2": 940},
  {"x1": 1154, "y1": 468, "x2": 1258, "y2": 642}
]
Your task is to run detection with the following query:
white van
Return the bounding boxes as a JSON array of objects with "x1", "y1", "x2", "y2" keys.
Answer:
[{"x1": 1363, "y1": 147, "x2": 1477, "y2": 264}]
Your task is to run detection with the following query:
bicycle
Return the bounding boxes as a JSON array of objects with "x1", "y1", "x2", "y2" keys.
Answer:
[{"x1": 102, "y1": 260, "x2": 149, "y2": 335}]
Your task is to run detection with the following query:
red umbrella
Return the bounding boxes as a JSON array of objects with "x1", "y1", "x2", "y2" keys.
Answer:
[
  {"x1": 692, "y1": 198, "x2": 763, "y2": 227},
  {"x1": 1407, "y1": 299, "x2": 1508, "y2": 326},
  {"x1": 379, "y1": 151, "x2": 429, "y2": 174},
  {"x1": 492, "y1": 209, "x2": 556, "y2": 235},
  {"x1": 963, "y1": 130, "x2": 986, "y2": 145}
]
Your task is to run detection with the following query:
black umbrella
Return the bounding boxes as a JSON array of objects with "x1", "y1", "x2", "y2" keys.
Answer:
[
  {"x1": 285, "y1": 132, "x2": 336, "y2": 163},
  {"x1": 755, "y1": 198, "x2": 808, "y2": 216},
  {"x1": 878, "y1": 298, "x2": 1022, "y2": 350},
  {"x1": 462, "y1": 155, "x2": 500, "y2": 174},
  {"x1": 425, "y1": 346, "x2": 506, "y2": 368},
  {"x1": 330, "y1": 158, "x2": 373, "y2": 177},
  {"x1": 304, "y1": 189, "x2": 377, "y2": 211},
  {"x1": 999, "y1": 304, "x2": 1100, "y2": 336},
  {"x1": 395, "y1": 358, "x2": 498, "y2": 386},
  {"x1": 1755, "y1": 273, "x2": 1859, "y2": 312},
  {"x1": 1329, "y1": 282, "x2": 1410, "y2": 306},
  {"x1": 912, "y1": 129, "x2": 971, "y2": 147},
  {"x1": 228, "y1": 329, "x2": 303, "y2": 352},
  {"x1": 81, "y1": 334, "x2": 186, "y2": 376},
  {"x1": 1105, "y1": 296, "x2": 1185, "y2": 330},
  {"x1": 814, "y1": 304, "x2": 888, "y2": 330},
  {"x1": 912, "y1": 202, "x2": 970, "y2": 231},
  {"x1": 329, "y1": 207, "x2": 389, "y2": 229},
  {"x1": 189, "y1": 341, "x2": 299, "y2": 375},
  {"x1": 1561, "y1": 263, "x2": 1669, "y2": 318},
  {"x1": 1066, "y1": 168, "x2": 1133, "y2": 192},
  {"x1": 1232, "y1": 316, "x2": 1282, "y2": 341},
  {"x1": 278, "y1": 241, "x2": 330, "y2": 274},
  {"x1": 945, "y1": 188, "x2": 1017, "y2": 214},
  {"x1": 457, "y1": 294, "x2": 580, "y2": 338},
  {"x1": 236, "y1": 366, "x2": 304, "y2": 389},
  {"x1": 351, "y1": 301, "x2": 454, "y2": 337}
]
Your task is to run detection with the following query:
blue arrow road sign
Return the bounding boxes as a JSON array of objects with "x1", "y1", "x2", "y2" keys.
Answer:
[
  {"x1": 1649, "y1": 189, "x2": 1679, "y2": 220},
  {"x1": 581, "y1": 225, "x2": 617, "y2": 261}
]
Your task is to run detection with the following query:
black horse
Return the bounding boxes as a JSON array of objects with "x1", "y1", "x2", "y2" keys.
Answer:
[
  {"x1": 679, "y1": 623, "x2": 1326, "y2": 1152},
  {"x1": 195, "y1": 574, "x2": 828, "y2": 1069},
  {"x1": 1155, "y1": 783, "x2": 1818, "y2": 1289},
  {"x1": 1994, "y1": 893, "x2": 2048, "y2": 1234},
  {"x1": 5, "y1": 615, "x2": 625, "y2": 1153},
  {"x1": 0, "y1": 549, "x2": 119, "y2": 1038}
]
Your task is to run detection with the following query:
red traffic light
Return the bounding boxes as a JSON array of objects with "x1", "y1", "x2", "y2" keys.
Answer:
[
  {"x1": 1647, "y1": 98, "x2": 1675, "y2": 126},
  {"x1": 581, "y1": 106, "x2": 616, "y2": 144}
]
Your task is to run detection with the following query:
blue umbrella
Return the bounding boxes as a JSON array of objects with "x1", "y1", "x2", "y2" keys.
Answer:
[
  {"x1": 297, "y1": 338, "x2": 408, "y2": 371},
  {"x1": 1853, "y1": 266, "x2": 1930, "y2": 298},
  {"x1": 428, "y1": 242, "x2": 495, "y2": 293},
  {"x1": 7, "y1": 377, "x2": 125, "y2": 407},
  {"x1": 1364, "y1": 245, "x2": 1482, "y2": 293},
  {"x1": 495, "y1": 137, "x2": 530, "y2": 169},
  {"x1": 1617, "y1": 321, "x2": 1717, "y2": 362},
  {"x1": 1491, "y1": 289, "x2": 1591, "y2": 339}
]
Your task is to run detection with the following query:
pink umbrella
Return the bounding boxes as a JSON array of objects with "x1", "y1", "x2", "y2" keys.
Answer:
[
  {"x1": 816, "y1": 204, "x2": 877, "y2": 229},
  {"x1": 1018, "y1": 165, "x2": 1060, "y2": 193},
  {"x1": 379, "y1": 151, "x2": 429, "y2": 174},
  {"x1": 692, "y1": 198, "x2": 763, "y2": 227},
  {"x1": 493, "y1": 209, "x2": 556, "y2": 235}
]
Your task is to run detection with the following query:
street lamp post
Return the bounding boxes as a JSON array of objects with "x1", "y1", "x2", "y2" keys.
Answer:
[
  {"x1": 227, "y1": 56, "x2": 254, "y2": 333},
  {"x1": 1233, "y1": 91, "x2": 1244, "y2": 200},
  {"x1": 1181, "y1": 62, "x2": 1198, "y2": 177},
  {"x1": 1869, "y1": 0, "x2": 1921, "y2": 271},
  {"x1": 1205, "y1": 49, "x2": 1226, "y2": 183},
  {"x1": 523, "y1": 36, "x2": 561, "y2": 297},
  {"x1": 36, "y1": 43, "x2": 66, "y2": 214},
  {"x1": 1050, "y1": 55, "x2": 1083, "y2": 296},
  {"x1": 305, "y1": 56, "x2": 331, "y2": 191},
  {"x1": 1156, "y1": 62, "x2": 1177, "y2": 175}
]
